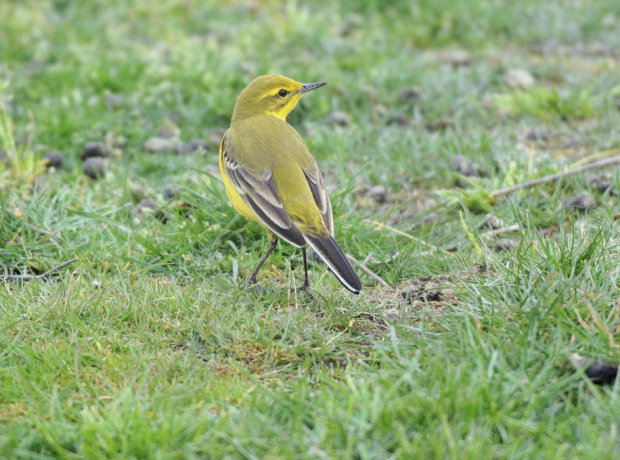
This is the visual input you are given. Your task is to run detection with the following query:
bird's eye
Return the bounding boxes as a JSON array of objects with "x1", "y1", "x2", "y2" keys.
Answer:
[{"x1": 277, "y1": 89, "x2": 288, "y2": 97}]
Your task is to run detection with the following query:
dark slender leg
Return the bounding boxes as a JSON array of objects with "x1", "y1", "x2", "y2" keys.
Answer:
[
  {"x1": 247, "y1": 238, "x2": 278, "y2": 285},
  {"x1": 302, "y1": 247, "x2": 311, "y2": 288},
  {"x1": 292, "y1": 247, "x2": 314, "y2": 299}
]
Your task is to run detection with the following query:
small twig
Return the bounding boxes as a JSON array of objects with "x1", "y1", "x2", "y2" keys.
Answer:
[
  {"x1": 479, "y1": 224, "x2": 521, "y2": 240},
  {"x1": 346, "y1": 253, "x2": 389, "y2": 288},
  {"x1": 490, "y1": 156, "x2": 620, "y2": 198},
  {"x1": 0, "y1": 257, "x2": 78, "y2": 280},
  {"x1": 366, "y1": 219, "x2": 450, "y2": 255},
  {"x1": 362, "y1": 251, "x2": 374, "y2": 265},
  {"x1": 447, "y1": 225, "x2": 520, "y2": 252}
]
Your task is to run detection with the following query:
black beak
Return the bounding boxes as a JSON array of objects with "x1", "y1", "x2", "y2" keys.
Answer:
[{"x1": 298, "y1": 82, "x2": 327, "y2": 94}]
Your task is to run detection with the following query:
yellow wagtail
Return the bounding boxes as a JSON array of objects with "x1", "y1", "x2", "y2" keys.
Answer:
[{"x1": 219, "y1": 74, "x2": 362, "y2": 297}]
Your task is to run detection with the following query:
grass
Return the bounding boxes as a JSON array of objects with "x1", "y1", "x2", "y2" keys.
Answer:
[{"x1": 2, "y1": 0, "x2": 620, "y2": 458}]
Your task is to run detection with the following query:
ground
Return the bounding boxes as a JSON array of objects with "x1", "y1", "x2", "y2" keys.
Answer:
[{"x1": 1, "y1": 0, "x2": 620, "y2": 458}]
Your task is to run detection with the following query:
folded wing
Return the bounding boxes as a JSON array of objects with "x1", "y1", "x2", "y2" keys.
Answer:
[{"x1": 222, "y1": 137, "x2": 306, "y2": 247}]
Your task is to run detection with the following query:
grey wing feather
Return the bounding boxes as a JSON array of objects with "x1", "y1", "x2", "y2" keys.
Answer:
[
  {"x1": 222, "y1": 139, "x2": 305, "y2": 247},
  {"x1": 302, "y1": 164, "x2": 334, "y2": 236}
]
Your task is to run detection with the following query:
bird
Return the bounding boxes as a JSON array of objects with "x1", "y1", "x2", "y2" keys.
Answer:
[{"x1": 218, "y1": 74, "x2": 362, "y2": 297}]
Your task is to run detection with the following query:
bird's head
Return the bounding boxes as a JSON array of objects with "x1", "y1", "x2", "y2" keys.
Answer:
[{"x1": 232, "y1": 74, "x2": 326, "y2": 122}]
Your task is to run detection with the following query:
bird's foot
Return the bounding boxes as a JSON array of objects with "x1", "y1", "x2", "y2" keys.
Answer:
[
  {"x1": 246, "y1": 275, "x2": 258, "y2": 286},
  {"x1": 241, "y1": 276, "x2": 266, "y2": 294},
  {"x1": 290, "y1": 282, "x2": 315, "y2": 300}
]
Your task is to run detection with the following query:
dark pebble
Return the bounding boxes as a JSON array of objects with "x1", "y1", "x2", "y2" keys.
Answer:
[
  {"x1": 585, "y1": 361, "x2": 618, "y2": 385},
  {"x1": 365, "y1": 185, "x2": 387, "y2": 204},
  {"x1": 81, "y1": 142, "x2": 109, "y2": 160},
  {"x1": 504, "y1": 68, "x2": 535, "y2": 90},
  {"x1": 170, "y1": 200, "x2": 191, "y2": 216},
  {"x1": 437, "y1": 49, "x2": 471, "y2": 67},
  {"x1": 130, "y1": 185, "x2": 147, "y2": 202},
  {"x1": 450, "y1": 154, "x2": 479, "y2": 177},
  {"x1": 187, "y1": 138, "x2": 209, "y2": 152},
  {"x1": 400, "y1": 87, "x2": 421, "y2": 103},
  {"x1": 329, "y1": 111, "x2": 351, "y2": 127},
  {"x1": 135, "y1": 199, "x2": 167, "y2": 222},
  {"x1": 570, "y1": 353, "x2": 618, "y2": 385},
  {"x1": 82, "y1": 157, "x2": 106, "y2": 179},
  {"x1": 144, "y1": 137, "x2": 179, "y2": 154},
  {"x1": 135, "y1": 199, "x2": 158, "y2": 214},
  {"x1": 584, "y1": 174, "x2": 612, "y2": 194},
  {"x1": 158, "y1": 121, "x2": 180, "y2": 140},
  {"x1": 174, "y1": 143, "x2": 192, "y2": 155},
  {"x1": 373, "y1": 104, "x2": 389, "y2": 118},
  {"x1": 523, "y1": 126, "x2": 549, "y2": 142},
  {"x1": 163, "y1": 184, "x2": 181, "y2": 200},
  {"x1": 175, "y1": 138, "x2": 209, "y2": 155},
  {"x1": 402, "y1": 287, "x2": 442, "y2": 303},
  {"x1": 387, "y1": 114, "x2": 410, "y2": 126},
  {"x1": 493, "y1": 239, "x2": 513, "y2": 253},
  {"x1": 425, "y1": 118, "x2": 454, "y2": 131},
  {"x1": 565, "y1": 193, "x2": 597, "y2": 212},
  {"x1": 563, "y1": 138, "x2": 585, "y2": 149},
  {"x1": 43, "y1": 150, "x2": 64, "y2": 168},
  {"x1": 384, "y1": 311, "x2": 401, "y2": 322}
]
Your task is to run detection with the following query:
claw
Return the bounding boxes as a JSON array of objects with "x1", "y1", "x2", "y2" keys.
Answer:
[{"x1": 290, "y1": 282, "x2": 315, "y2": 300}]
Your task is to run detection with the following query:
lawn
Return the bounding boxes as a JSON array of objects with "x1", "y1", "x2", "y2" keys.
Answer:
[{"x1": 1, "y1": 0, "x2": 620, "y2": 458}]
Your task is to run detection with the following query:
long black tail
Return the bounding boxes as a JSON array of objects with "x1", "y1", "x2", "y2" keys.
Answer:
[{"x1": 304, "y1": 234, "x2": 362, "y2": 294}]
